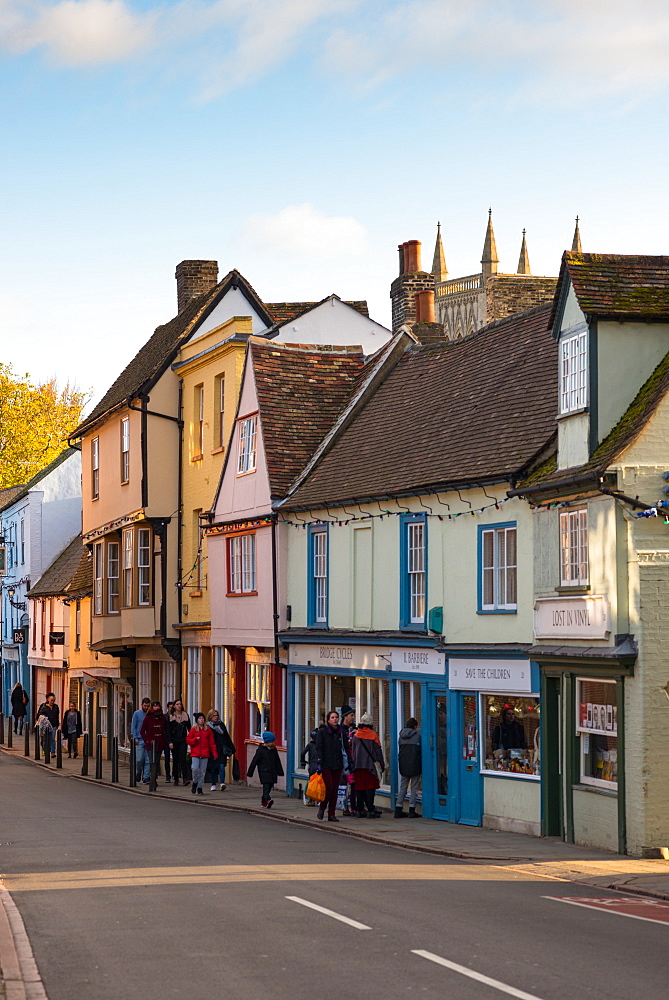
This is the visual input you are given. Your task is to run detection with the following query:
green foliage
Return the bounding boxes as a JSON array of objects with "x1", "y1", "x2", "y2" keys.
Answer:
[{"x1": 0, "y1": 364, "x2": 87, "y2": 488}]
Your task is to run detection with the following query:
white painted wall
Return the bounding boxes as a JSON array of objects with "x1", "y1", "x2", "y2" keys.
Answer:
[
  {"x1": 189, "y1": 287, "x2": 270, "y2": 343},
  {"x1": 272, "y1": 297, "x2": 391, "y2": 355},
  {"x1": 597, "y1": 320, "x2": 669, "y2": 444}
]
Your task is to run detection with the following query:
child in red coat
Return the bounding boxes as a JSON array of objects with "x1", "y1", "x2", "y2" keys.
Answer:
[{"x1": 186, "y1": 713, "x2": 218, "y2": 796}]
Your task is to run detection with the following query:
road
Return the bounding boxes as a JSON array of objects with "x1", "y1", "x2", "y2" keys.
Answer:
[{"x1": 1, "y1": 753, "x2": 667, "y2": 1000}]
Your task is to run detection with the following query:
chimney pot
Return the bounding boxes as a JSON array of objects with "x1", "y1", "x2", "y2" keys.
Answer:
[
  {"x1": 404, "y1": 240, "x2": 422, "y2": 273},
  {"x1": 415, "y1": 289, "x2": 435, "y2": 324},
  {"x1": 175, "y1": 260, "x2": 218, "y2": 313}
]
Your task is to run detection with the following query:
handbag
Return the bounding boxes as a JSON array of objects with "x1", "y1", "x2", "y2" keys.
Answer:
[
  {"x1": 232, "y1": 757, "x2": 241, "y2": 782},
  {"x1": 306, "y1": 772, "x2": 326, "y2": 802},
  {"x1": 336, "y1": 784, "x2": 348, "y2": 811}
]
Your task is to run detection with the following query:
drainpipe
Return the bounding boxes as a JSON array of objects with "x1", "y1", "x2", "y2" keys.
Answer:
[
  {"x1": 177, "y1": 380, "x2": 183, "y2": 625},
  {"x1": 270, "y1": 514, "x2": 281, "y2": 674}
]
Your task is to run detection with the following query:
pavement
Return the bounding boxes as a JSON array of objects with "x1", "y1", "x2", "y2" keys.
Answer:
[{"x1": 3, "y1": 737, "x2": 669, "y2": 904}]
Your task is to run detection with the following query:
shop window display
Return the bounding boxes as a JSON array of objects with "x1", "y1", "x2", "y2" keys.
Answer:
[
  {"x1": 483, "y1": 696, "x2": 540, "y2": 777},
  {"x1": 576, "y1": 678, "x2": 617, "y2": 789}
]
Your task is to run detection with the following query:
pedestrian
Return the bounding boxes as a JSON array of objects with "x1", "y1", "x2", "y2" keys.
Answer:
[
  {"x1": 140, "y1": 701, "x2": 168, "y2": 784},
  {"x1": 161, "y1": 701, "x2": 174, "y2": 783},
  {"x1": 315, "y1": 710, "x2": 347, "y2": 822},
  {"x1": 394, "y1": 717, "x2": 422, "y2": 819},
  {"x1": 340, "y1": 706, "x2": 357, "y2": 816},
  {"x1": 36, "y1": 692, "x2": 60, "y2": 756},
  {"x1": 186, "y1": 713, "x2": 218, "y2": 796},
  {"x1": 10, "y1": 681, "x2": 28, "y2": 735},
  {"x1": 247, "y1": 731, "x2": 284, "y2": 808},
  {"x1": 168, "y1": 699, "x2": 191, "y2": 786},
  {"x1": 131, "y1": 697, "x2": 151, "y2": 782},
  {"x1": 205, "y1": 710, "x2": 235, "y2": 791},
  {"x1": 300, "y1": 728, "x2": 320, "y2": 806},
  {"x1": 350, "y1": 712, "x2": 385, "y2": 818},
  {"x1": 62, "y1": 701, "x2": 83, "y2": 758}
]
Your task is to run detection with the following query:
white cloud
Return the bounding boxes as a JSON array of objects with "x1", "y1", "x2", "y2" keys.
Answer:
[
  {"x1": 4, "y1": 0, "x2": 155, "y2": 65},
  {"x1": 321, "y1": 0, "x2": 669, "y2": 104},
  {"x1": 240, "y1": 203, "x2": 367, "y2": 259}
]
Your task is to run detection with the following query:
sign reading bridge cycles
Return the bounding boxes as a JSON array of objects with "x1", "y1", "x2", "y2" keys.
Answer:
[{"x1": 289, "y1": 643, "x2": 445, "y2": 675}]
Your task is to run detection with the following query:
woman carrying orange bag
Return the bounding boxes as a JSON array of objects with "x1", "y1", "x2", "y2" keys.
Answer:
[{"x1": 315, "y1": 711, "x2": 346, "y2": 822}]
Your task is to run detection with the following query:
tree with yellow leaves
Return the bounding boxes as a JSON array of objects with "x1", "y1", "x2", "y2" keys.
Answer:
[{"x1": 0, "y1": 364, "x2": 87, "y2": 488}]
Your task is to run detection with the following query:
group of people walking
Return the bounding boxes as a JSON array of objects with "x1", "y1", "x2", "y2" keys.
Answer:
[
  {"x1": 131, "y1": 698, "x2": 236, "y2": 796},
  {"x1": 301, "y1": 706, "x2": 423, "y2": 821},
  {"x1": 11, "y1": 681, "x2": 422, "y2": 820}
]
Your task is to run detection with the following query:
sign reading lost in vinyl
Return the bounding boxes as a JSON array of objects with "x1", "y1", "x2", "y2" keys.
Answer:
[{"x1": 533, "y1": 596, "x2": 609, "y2": 640}]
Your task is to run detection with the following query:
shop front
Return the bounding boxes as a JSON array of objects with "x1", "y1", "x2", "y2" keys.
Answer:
[
  {"x1": 285, "y1": 638, "x2": 446, "y2": 815},
  {"x1": 532, "y1": 595, "x2": 635, "y2": 854},
  {"x1": 446, "y1": 655, "x2": 541, "y2": 834}
]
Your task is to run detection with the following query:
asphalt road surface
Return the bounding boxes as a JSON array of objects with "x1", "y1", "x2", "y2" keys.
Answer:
[{"x1": 1, "y1": 753, "x2": 667, "y2": 1000}]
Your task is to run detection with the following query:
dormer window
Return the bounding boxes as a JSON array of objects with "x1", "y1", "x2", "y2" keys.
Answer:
[
  {"x1": 560, "y1": 327, "x2": 587, "y2": 414},
  {"x1": 237, "y1": 414, "x2": 257, "y2": 474}
]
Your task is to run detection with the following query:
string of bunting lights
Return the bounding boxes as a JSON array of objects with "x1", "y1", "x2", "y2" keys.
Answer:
[{"x1": 278, "y1": 497, "x2": 515, "y2": 528}]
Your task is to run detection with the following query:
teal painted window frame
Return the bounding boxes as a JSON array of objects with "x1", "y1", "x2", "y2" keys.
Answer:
[
  {"x1": 477, "y1": 521, "x2": 517, "y2": 615},
  {"x1": 307, "y1": 524, "x2": 329, "y2": 627},
  {"x1": 399, "y1": 513, "x2": 427, "y2": 630}
]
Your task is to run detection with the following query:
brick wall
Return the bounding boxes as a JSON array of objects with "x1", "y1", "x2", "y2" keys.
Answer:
[
  {"x1": 175, "y1": 260, "x2": 219, "y2": 313},
  {"x1": 390, "y1": 272, "x2": 435, "y2": 332},
  {"x1": 486, "y1": 275, "x2": 557, "y2": 324}
]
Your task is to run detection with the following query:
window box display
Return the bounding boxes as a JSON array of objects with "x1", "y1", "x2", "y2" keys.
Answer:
[
  {"x1": 576, "y1": 678, "x2": 617, "y2": 790},
  {"x1": 482, "y1": 695, "x2": 540, "y2": 778}
]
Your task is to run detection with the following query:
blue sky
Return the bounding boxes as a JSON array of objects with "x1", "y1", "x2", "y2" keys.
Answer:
[{"x1": 2, "y1": 0, "x2": 669, "y2": 410}]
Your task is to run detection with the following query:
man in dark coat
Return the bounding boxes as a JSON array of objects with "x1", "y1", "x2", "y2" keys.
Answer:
[
  {"x1": 492, "y1": 707, "x2": 526, "y2": 752},
  {"x1": 395, "y1": 717, "x2": 422, "y2": 819},
  {"x1": 36, "y1": 692, "x2": 60, "y2": 755}
]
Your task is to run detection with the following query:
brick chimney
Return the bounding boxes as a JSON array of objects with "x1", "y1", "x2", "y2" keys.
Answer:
[
  {"x1": 390, "y1": 238, "x2": 435, "y2": 332},
  {"x1": 175, "y1": 260, "x2": 219, "y2": 313}
]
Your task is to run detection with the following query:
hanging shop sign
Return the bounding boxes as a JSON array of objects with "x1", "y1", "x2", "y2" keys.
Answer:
[
  {"x1": 533, "y1": 596, "x2": 609, "y2": 640},
  {"x1": 290, "y1": 643, "x2": 444, "y2": 675},
  {"x1": 49, "y1": 631, "x2": 65, "y2": 645},
  {"x1": 82, "y1": 677, "x2": 101, "y2": 692},
  {"x1": 449, "y1": 658, "x2": 533, "y2": 693},
  {"x1": 12, "y1": 628, "x2": 26, "y2": 644}
]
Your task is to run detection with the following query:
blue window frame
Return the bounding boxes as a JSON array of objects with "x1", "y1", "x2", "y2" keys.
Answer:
[
  {"x1": 400, "y1": 513, "x2": 427, "y2": 629},
  {"x1": 477, "y1": 522, "x2": 517, "y2": 614},
  {"x1": 307, "y1": 525, "x2": 328, "y2": 627}
]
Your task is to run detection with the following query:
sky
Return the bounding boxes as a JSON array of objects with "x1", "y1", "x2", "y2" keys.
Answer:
[{"x1": 2, "y1": 0, "x2": 669, "y2": 412}]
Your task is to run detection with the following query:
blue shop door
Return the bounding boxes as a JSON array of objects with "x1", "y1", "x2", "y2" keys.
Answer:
[
  {"x1": 426, "y1": 693, "x2": 449, "y2": 820},
  {"x1": 457, "y1": 693, "x2": 483, "y2": 825}
]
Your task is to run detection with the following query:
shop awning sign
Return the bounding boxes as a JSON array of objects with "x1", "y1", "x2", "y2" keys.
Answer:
[
  {"x1": 533, "y1": 596, "x2": 609, "y2": 640},
  {"x1": 449, "y1": 658, "x2": 532, "y2": 693},
  {"x1": 289, "y1": 643, "x2": 444, "y2": 675}
]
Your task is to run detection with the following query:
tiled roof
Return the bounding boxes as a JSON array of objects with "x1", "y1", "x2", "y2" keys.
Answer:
[
  {"x1": 0, "y1": 448, "x2": 77, "y2": 512},
  {"x1": 28, "y1": 535, "x2": 91, "y2": 598},
  {"x1": 250, "y1": 341, "x2": 366, "y2": 498},
  {"x1": 0, "y1": 484, "x2": 27, "y2": 512},
  {"x1": 73, "y1": 270, "x2": 274, "y2": 437},
  {"x1": 516, "y1": 345, "x2": 669, "y2": 493},
  {"x1": 551, "y1": 252, "x2": 669, "y2": 327},
  {"x1": 266, "y1": 299, "x2": 369, "y2": 325},
  {"x1": 283, "y1": 304, "x2": 557, "y2": 509}
]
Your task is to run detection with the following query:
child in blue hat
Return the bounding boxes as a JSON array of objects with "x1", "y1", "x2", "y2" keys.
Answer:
[{"x1": 247, "y1": 731, "x2": 284, "y2": 808}]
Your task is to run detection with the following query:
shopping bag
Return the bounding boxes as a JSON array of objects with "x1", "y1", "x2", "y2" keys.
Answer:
[
  {"x1": 336, "y1": 784, "x2": 347, "y2": 811},
  {"x1": 232, "y1": 756, "x2": 241, "y2": 782},
  {"x1": 306, "y1": 772, "x2": 326, "y2": 802}
]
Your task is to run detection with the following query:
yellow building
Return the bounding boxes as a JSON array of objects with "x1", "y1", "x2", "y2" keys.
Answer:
[{"x1": 172, "y1": 315, "x2": 251, "y2": 720}]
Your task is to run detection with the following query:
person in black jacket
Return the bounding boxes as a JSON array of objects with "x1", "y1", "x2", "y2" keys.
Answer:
[
  {"x1": 492, "y1": 707, "x2": 527, "y2": 752},
  {"x1": 62, "y1": 701, "x2": 83, "y2": 758},
  {"x1": 10, "y1": 682, "x2": 28, "y2": 735},
  {"x1": 36, "y1": 693, "x2": 60, "y2": 756},
  {"x1": 247, "y1": 731, "x2": 284, "y2": 808},
  {"x1": 300, "y1": 728, "x2": 319, "y2": 806},
  {"x1": 394, "y1": 718, "x2": 422, "y2": 819},
  {"x1": 315, "y1": 711, "x2": 347, "y2": 822},
  {"x1": 168, "y1": 700, "x2": 191, "y2": 785}
]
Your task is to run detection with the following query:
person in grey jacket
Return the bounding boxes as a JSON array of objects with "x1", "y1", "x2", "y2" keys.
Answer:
[{"x1": 395, "y1": 717, "x2": 421, "y2": 818}]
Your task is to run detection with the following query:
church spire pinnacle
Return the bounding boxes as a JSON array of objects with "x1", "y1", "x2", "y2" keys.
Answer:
[
  {"x1": 517, "y1": 228, "x2": 531, "y2": 275},
  {"x1": 431, "y1": 221, "x2": 448, "y2": 282},
  {"x1": 481, "y1": 208, "x2": 499, "y2": 281},
  {"x1": 572, "y1": 216, "x2": 582, "y2": 253}
]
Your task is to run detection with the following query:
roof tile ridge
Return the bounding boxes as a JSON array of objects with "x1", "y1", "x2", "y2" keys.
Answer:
[{"x1": 277, "y1": 331, "x2": 414, "y2": 508}]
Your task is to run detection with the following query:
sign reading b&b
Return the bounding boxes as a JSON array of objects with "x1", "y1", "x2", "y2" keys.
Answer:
[{"x1": 12, "y1": 628, "x2": 26, "y2": 644}]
